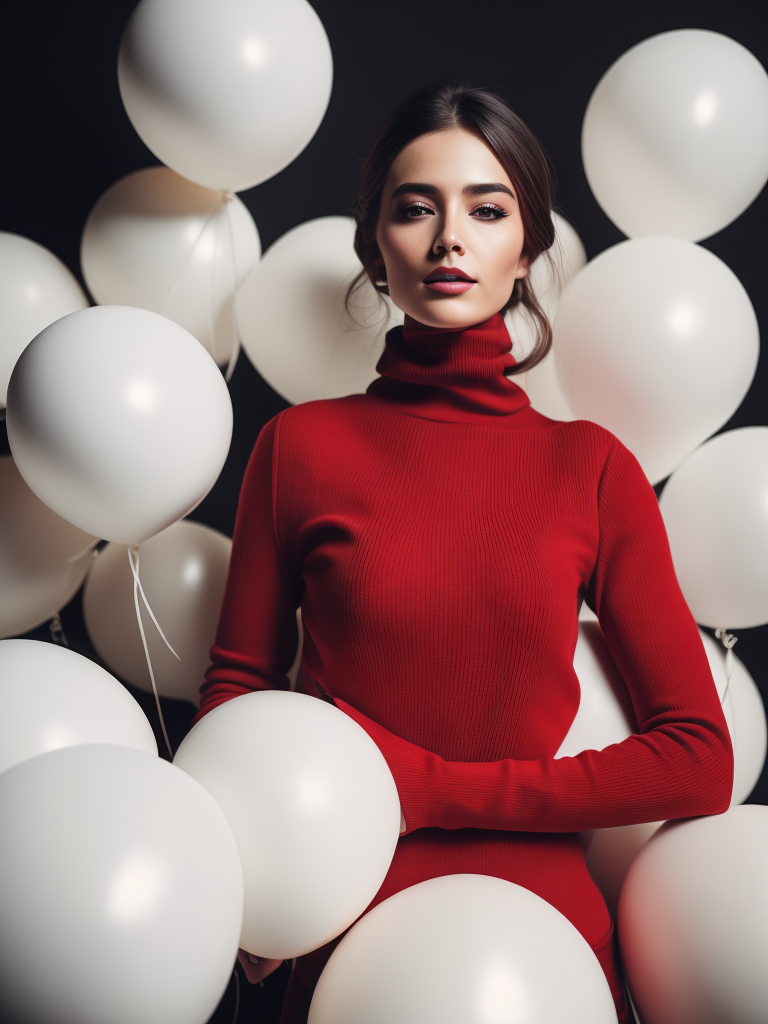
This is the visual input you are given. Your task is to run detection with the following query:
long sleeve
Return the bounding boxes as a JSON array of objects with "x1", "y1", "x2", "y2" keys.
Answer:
[
  {"x1": 194, "y1": 413, "x2": 301, "y2": 723},
  {"x1": 336, "y1": 436, "x2": 734, "y2": 834}
]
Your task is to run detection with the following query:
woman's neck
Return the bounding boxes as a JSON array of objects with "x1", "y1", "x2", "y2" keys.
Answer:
[{"x1": 365, "y1": 312, "x2": 531, "y2": 423}]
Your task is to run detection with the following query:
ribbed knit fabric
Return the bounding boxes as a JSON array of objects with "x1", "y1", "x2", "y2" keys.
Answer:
[{"x1": 197, "y1": 313, "x2": 733, "y2": 1024}]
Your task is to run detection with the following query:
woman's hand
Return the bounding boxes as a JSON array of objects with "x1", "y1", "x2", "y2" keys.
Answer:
[{"x1": 237, "y1": 948, "x2": 284, "y2": 985}]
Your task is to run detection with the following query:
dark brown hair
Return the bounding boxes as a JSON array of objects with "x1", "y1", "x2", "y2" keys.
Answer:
[{"x1": 346, "y1": 80, "x2": 556, "y2": 375}]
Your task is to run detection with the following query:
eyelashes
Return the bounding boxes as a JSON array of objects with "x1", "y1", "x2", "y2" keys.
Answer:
[{"x1": 398, "y1": 202, "x2": 509, "y2": 221}]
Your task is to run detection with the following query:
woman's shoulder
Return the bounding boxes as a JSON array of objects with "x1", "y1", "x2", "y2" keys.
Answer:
[
  {"x1": 262, "y1": 395, "x2": 375, "y2": 470},
  {"x1": 520, "y1": 409, "x2": 646, "y2": 488},
  {"x1": 272, "y1": 394, "x2": 372, "y2": 436},
  {"x1": 524, "y1": 407, "x2": 621, "y2": 452}
]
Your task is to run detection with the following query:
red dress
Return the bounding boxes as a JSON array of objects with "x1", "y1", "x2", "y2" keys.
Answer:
[{"x1": 196, "y1": 313, "x2": 733, "y2": 1023}]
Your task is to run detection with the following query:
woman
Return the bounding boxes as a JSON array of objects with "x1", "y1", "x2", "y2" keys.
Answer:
[{"x1": 196, "y1": 82, "x2": 733, "y2": 1023}]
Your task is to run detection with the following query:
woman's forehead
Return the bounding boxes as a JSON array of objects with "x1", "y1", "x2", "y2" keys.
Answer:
[{"x1": 385, "y1": 129, "x2": 513, "y2": 193}]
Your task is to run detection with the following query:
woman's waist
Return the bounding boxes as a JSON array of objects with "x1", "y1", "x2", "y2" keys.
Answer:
[
  {"x1": 369, "y1": 827, "x2": 614, "y2": 952},
  {"x1": 300, "y1": 668, "x2": 575, "y2": 761}
]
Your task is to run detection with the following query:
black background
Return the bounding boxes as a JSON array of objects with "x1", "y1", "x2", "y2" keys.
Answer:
[{"x1": 2, "y1": 3, "x2": 768, "y2": 1021}]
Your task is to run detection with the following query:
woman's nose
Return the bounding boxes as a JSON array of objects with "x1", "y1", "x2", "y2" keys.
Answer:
[
  {"x1": 433, "y1": 238, "x2": 465, "y2": 255},
  {"x1": 432, "y1": 217, "x2": 465, "y2": 256}
]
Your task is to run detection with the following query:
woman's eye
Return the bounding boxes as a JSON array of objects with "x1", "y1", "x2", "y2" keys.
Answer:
[
  {"x1": 401, "y1": 203, "x2": 433, "y2": 219},
  {"x1": 472, "y1": 204, "x2": 508, "y2": 220}
]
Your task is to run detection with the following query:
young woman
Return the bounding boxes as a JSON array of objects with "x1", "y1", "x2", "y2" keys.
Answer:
[{"x1": 196, "y1": 82, "x2": 733, "y2": 1024}]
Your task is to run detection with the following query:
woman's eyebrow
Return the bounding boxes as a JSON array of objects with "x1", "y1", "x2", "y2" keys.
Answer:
[
  {"x1": 390, "y1": 182, "x2": 439, "y2": 199},
  {"x1": 463, "y1": 182, "x2": 516, "y2": 199},
  {"x1": 389, "y1": 181, "x2": 516, "y2": 200}
]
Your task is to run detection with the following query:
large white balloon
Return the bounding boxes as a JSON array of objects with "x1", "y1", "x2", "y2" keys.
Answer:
[
  {"x1": 582, "y1": 30, "x2": 768, "y2": 241},
  {"x1": 0, "y1": 639, "x2": 157, "y2": 774},
  {"x1": 619, "y1": 806, "x2": 768, "y2": 1024},
  {"x1": 0, "y1": 456, "x2": 96, "y2": 639},
  {"x1": 118, "y1": 0, "x2": 333, "y2": 193},
  {"x1": 83, "y1": 520, "x2": 231, "y2": 706},
  {"x1": 578, "y1": 626, "x2": 760, "y2": 917},
  {"x1": 582, "y1": 822, "x2": 665, "y2": 921},
  {"x1": 236, "y1": 216, "x2": 403, "y2": 404},
  {"x1": 174, "y1": 690, "x2": 401, "y2": 958},
  {"x1": 559, "y1": 622, "x2": 745, "y2": 794},
  {"x1": 699, "y1": 628, "x2": 766, "y2": 804},
  {"x1": 309, "y1": 874, "x2": 618, "y2": 1024},
  {"x1": 81, "y1": 167, "x2": 261, "y2": 366},
  {"x1": 0, "y1": 231, "x2": 88, "y2": 407},
  {"x1": 0, "y1": 744, "x2": 243, "y2": 1024},
  {"x1": 730, "y1": 658, "x2": 767, "y2": 805},
  {"x1": 506, "y1": 212, "x2": 586, "y2": 421},
  {"x1": 555, "y1": 621, "x2": 637, "y2": 759},
  {"x1": 554, "y1": 237, "x2": 759, "y2": 483},
  {"x1": 6, "y1": 305, "x2": 233, "y2": 545},
  {"x1": 660, "y1": 427, "x2": 768, "y2": 628}
]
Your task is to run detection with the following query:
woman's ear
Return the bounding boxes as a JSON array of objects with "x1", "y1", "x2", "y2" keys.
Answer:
[
  {"x1": 372, "y1": 245, "x2": 388, "y2": 286},
  {"x1": 515, "y1": 253, "x2": 530, "y2": 280}
]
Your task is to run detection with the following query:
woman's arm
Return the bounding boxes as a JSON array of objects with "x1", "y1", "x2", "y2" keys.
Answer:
[
  {"x1": 336, "y1": 436, "x2": 734, "y2": 834},
  {"x1": 193, "y1": 413, "x2": 301, "y2": 723}
]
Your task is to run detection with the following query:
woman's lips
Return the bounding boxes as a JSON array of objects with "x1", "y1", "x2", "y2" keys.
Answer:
[{"x1": 423, "y1": 279, "x2": 475, "y2": 294}]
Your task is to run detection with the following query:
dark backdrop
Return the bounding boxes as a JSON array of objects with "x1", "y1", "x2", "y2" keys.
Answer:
[{"x1": 2, "y1": 3, "x2": 768, "y2": 1021}]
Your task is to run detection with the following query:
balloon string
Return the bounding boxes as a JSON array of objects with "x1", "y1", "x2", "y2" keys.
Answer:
[
  {"x1": 231, "y1": 967, "x2": 240, "y2": 1024},
  {"x1": 67, "y1": 537, "x2": 100, "y2": 564},
  {"x1": 223, "y1": 196, "x2": 241, "y2": 383},
  {"x1": 127, "y1": 546, "x2": 174, "y2": 760},
  {"x1": 209, "y1": 201, "x2": 221, "y2": 365},
  {"x1": 127, "y1": 545, "x2": 180, "y2": 660},
  {"x1": 160, "y1": 202, "x2": 223, "y2": 319},
  {"x1": 626, "y1": 984, "x2": 642, "y2": 1023},
  {"x1": 715, "y1": 627, "x2": 738, "y2": 705}
]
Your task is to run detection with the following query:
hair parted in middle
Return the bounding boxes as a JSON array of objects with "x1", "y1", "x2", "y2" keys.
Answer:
[{"x1": 346, "y1": 79, "x2": 557, "y2": 376}]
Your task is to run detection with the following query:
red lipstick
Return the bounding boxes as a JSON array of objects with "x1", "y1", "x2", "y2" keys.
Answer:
[{"x1": 423, "y1": 267, "x2": 476, "y2": 294}]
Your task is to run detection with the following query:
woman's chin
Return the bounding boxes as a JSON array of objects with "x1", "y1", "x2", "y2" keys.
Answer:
[{"x1": 400, "y1": 294, "x2": 499, "y2": 331}]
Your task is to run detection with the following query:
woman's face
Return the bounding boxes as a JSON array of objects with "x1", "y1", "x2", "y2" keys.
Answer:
[{"x1": 375, "y1": 128, "x2": 528, "y2": 330}]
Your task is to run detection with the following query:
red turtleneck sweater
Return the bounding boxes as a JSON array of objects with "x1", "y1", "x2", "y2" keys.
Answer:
[{"x1": 197, "y1": 314, "x2": 733, "y2": 1024}]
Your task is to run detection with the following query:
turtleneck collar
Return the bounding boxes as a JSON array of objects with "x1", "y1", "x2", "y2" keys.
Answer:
[{"x1": 366, "y1": 312, "x2": 531, "y2": 423}]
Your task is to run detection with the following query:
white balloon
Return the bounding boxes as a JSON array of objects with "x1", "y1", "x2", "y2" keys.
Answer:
[
  {"x1": 173, "y1": 690, "x2": 401, "y2": 959},
  {"x1": 81, "y1": 167, "x2": 261, "y2": 366},
  {"x1": 582, "y1": 822, "x2": 665, "y2": 921},
  {"x1": 0, "y1": 744, "x2": 243, "y2": 1024},
  {"x1": 0, "y1": 639, "x2": 157, "y2": 774},
  {"x1": 309, "y1": 874, "x2": 618, "y2": 1024},
  {"x1": 6, "y1": 305, "x2": 233, "y2": 545},
  {"x1": 506, "y1": 212, "x2": 586, "y2": 422},
  {"x1": 582, "y1": 29, "x2": 768, "y2": 241},
  {"x1": 695, "y1": 629, "x2": 736, "y2": 767},
  {"x1": 698, "y1": 629, "x2": 766, "y2": 804},
  {"x1": 556, "y1": 621, "x2": 637, "y2": 759},
  {"x1": 559, "y1": 622, "x2": 741, "y2": 784},
  {"x1": 236, "y1": 216, "x2": 403, "y2": 405},
  {"x1": 83, "y1": 520, "x2": 232, "y2": 706},
  {"x1": 118, "y1": 0, "x2": 333, "y2": 193},
  {"x1": 730, "y1": 660, "x2": 768, "y2": 806},
  {"x1": 577, "y1": 626, "x2": 759, "y2": 917},
  {"x1": 659, "y1": 427, "x2": 768, "y2": 628},
  {"x1": 0, "y1": 456, "x2": 96, "y2": 639},
  {"x1": 0, "y1": 232, "x2": 87, "y2": 407},
  {"x1": 554, "y1": 237, "x2": 759, "y2": 483},
  {"x1": 619, "y1": 805, "x2": 768, "y2": 1024}
]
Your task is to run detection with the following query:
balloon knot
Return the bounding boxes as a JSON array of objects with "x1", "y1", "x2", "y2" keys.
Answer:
[
  {"x1": 48, "y1": 612, "x2": 68, "y2": 647},
  {"x1": 714, "y1": 627, "x2": 738, "y2": 651}
]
